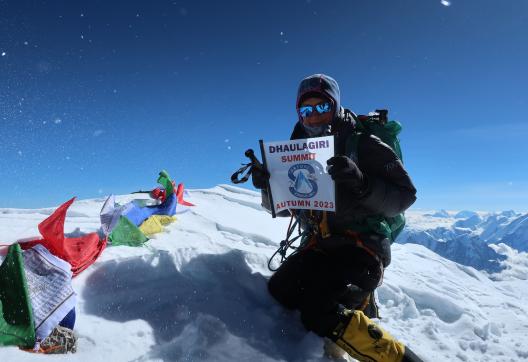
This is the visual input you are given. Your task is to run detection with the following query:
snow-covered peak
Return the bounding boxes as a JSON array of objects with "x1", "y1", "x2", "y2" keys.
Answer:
[
  {"x1": 454, "y1": 210, "x2": 479, "y2": 219},
  {"x1": 401, "y1": 207, "x2": 528, "y2": 273},
  {"x1": 1, "y1": 187, "x2": 527, "y2": 361},
  {"x1": 425, "y1": 209, "x2": 451, "y2": 218}
]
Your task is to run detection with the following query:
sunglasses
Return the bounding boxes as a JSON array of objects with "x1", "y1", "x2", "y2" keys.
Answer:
[{"x1": 299, "y1": 102, "x2": 332, "y2": 118}]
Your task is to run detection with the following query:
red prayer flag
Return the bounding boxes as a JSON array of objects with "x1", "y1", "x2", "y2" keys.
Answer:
[
  {"x1": 176, "y1": 183, "x2": 194, "y2": 207},
  {"x1": 20, "y1": 198, "x2": 107, "y2": 277}
]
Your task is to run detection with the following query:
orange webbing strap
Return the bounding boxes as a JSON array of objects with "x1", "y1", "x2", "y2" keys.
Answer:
[
  {"x1": 344, "y1": 231, "x2": 379, "y2": 262},
  {"x1": 344, "y1": 230, "x2": 385, "y2": 287},
  {"x1": 319, "y1": 211, "x2": 331, "y2": 239}
]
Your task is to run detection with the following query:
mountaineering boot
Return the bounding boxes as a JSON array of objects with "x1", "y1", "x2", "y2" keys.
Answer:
[
  {"x1": 330, "y1": 309, "x2": 423, "y2": 362},
  {"x1": 323, "y1": 337, "x2": 351, "y2": 361},
  {"x1": 401, "y1": 347, "x2": 423, "y2": 362}
]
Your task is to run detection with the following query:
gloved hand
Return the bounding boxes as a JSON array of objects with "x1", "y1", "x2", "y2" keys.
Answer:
[
  {"x1": 327, "y1": 156, "x2": 367, "y2": 195},
  {"x1": 251, "y1": 166, "x2": 270, "y2": 190}
]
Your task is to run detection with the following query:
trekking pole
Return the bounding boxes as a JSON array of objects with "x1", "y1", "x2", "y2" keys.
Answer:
[
  {"x1": 230, "y1": 149, "x2": 264, "y2": 184},
  {"x1": 244, "y1": 149, "x2": 262, "y2": 168},
  {"x1": 230, "y1": 145, "x2": 276, "y2": 218}
]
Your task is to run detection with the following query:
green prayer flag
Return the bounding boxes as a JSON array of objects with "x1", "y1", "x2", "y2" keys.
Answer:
[
  {"x1": 109, "y1": 216, "x2": 148, "y2": 246},
  {"x1": 0, "y1": 243, "x2": 36, "y2": 348},
  {"x1": 157, "y1": 170, "x2": 174, "y2": 198}
]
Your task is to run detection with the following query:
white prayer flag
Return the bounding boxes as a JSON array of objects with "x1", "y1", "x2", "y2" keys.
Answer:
[
  {"x1": 262, "y1": 135, "x2": 336, "y2": 215},
  {"x1": 23, "y1": 244, "x2": 76, "y2": 342}
]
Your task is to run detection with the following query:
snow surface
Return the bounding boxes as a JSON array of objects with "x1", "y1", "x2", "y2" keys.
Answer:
[{"x1": 1, "y1": 185, "x2": 527, "y2": 361}]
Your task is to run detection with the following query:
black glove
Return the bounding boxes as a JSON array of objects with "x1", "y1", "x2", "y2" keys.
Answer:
[
  {"x1": 251, "y1": 166, "x2": 270, "y2": 190},
  {"x1": 327, "y1": 156, "x2": 367, "y2": 195}
]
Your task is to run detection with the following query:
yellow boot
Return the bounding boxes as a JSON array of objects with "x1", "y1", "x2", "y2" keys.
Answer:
[{"x1": 331, "y1": 310, "x2": 407, "y2": 362}]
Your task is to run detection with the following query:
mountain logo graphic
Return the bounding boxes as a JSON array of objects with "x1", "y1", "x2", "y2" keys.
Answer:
[{"x1": 288, "y1": 163, "x2": 318, "y2": 198}]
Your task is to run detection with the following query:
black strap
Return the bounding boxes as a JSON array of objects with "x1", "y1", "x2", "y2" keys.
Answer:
[
  {"x1": 230, "y1": 163, "x2": 253, "y2": 184},
  {"x1": 267, "y1": 217, "x2": 306, "y2": 271}
]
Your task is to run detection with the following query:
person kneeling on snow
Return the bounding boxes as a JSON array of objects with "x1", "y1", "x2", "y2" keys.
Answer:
[{"x1": 252, "y1": 74, "x2": 422, "y2": 362}]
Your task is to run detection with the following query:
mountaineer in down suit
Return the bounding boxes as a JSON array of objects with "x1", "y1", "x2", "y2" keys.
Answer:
[{"x1": 252, "y1": 74, "x2": 422, "y2": 362}]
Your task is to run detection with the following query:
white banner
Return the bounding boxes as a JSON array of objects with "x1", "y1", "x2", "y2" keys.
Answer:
[{"x1": 263, "y1": 135, "x2": 336, "y2": 215}]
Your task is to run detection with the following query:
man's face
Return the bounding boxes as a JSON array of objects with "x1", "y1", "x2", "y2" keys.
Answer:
[{"x1": 299, "y1": 97, "x2": 333, "y2": 127}]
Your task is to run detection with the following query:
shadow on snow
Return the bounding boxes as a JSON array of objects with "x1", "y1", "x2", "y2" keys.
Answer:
[{"x1": 83, "y1": 249, "x2": 322, "y2": 361}]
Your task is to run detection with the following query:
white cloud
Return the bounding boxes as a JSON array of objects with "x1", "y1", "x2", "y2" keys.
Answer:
[{"x1": 441, "y1": 0, "x2": 451, "y2": 6}]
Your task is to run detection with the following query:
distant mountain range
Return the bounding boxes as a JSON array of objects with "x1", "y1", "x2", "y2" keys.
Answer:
[{"x1": 398, "y1": 210, "x2": 528, "y2": 272}]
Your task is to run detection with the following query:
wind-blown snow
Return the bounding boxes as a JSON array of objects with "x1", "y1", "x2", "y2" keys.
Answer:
[{"x1": 1, "y1": 185, "x2": 527, "y2": 361}]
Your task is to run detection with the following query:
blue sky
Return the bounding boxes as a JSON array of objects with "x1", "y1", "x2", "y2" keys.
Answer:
[{"x1": 1, "y1": 0, "x2": 527, "y2": 211}]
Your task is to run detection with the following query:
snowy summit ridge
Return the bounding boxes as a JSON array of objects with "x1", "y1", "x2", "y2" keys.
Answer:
[{"x1": 0, "y1": 185, "x2": 527, "y2": 361}]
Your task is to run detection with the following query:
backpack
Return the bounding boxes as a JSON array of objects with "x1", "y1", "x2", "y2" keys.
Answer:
[{"x1": 345, "y1": 109, "x2": 407, "y2": 242}]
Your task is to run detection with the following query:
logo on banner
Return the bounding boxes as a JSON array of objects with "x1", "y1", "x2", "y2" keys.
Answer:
[{"x1": 288, "y1": 163, "x2": 318, "y2": 198}]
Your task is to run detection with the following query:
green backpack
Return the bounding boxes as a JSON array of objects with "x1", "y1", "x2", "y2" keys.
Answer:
[{"x1": 345, "y1": 109, "x2": 406, "y2": 242}]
